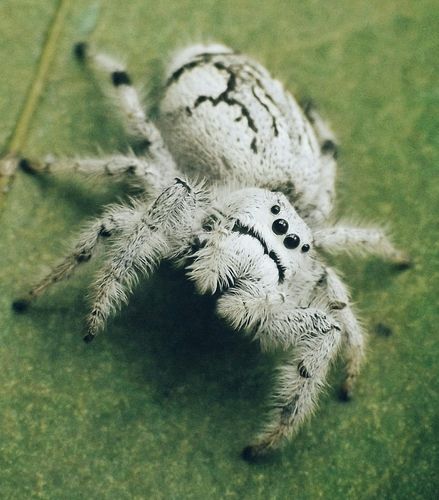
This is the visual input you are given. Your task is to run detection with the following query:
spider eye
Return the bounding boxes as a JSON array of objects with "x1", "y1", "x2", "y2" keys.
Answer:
[
  {"x1": 301, "y1": 244, "x2": 310, "y2": 253},
  {"x1": 271, "y1": 205, "x2": 281, "y2": 215},
  {"x1": 272, "y1": 219, "x2": 289, "y2": 235},
  {"x1": 284, "y1": 234, "x2": 300, "y2": 249}
]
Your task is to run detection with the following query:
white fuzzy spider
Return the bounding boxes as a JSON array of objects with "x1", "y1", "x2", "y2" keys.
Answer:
[{"x1": 14, "y1": 42, "x2": 411, "y2": 460}]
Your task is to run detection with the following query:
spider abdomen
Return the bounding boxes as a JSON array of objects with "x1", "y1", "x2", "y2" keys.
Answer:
[{"x1": 159, "y1": 44, "x2": 322, "y2": 214}]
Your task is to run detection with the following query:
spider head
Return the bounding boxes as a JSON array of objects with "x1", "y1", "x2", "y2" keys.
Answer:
[{"x1": 214, "y1": 188, "x2": 314, "y2": 283}]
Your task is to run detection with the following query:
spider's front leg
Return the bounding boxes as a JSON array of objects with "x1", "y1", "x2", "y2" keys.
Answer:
[
  {"x1": 216, "y1": 283, "x2": 342, "y2": 459},
  {"x1": 14, "y1": 178, "x2": 207, "y2": 342},
  {"x1": 317, "y1": 266, "x2": 366, "y2": 401},
  {"x1": 12, "y1": 203, "x2": 143, "y2": 311},
  {"x1": 84, "y1": 178, "x2": 207, "y2": 342},
  {"x1": 243, "y1": 324, "x2": 341, "y2": 460}
]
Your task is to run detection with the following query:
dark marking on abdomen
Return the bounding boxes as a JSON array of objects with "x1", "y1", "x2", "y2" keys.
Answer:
[
  {"x1": 192, "y1": 62, "x2": 259, "y2": 154},
  {"x1": 251, "y1": 86, "x2": 278, "y2": 136},
  {"x1": 165, "y1": 51, "x2": 235, "y2": 87}
]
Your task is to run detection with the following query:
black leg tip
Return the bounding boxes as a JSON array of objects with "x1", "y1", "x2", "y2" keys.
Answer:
[
  {"x1": 394, "y1": 257, "x2": 414, "y2": 271},
  {"x1": 375, "y1": 322, "x2": 393, "y2": 337},
  {"x1": 330, "y1": 300, "x2": 347, "y2": 311},
  {"x1": 12, "y1": 299, "x2": 30, "y2": 313},
  {"x1": 73, "y1": 42, "x2": 88, "y2": 62},
  {"x1": 338, "y1": 385, "x2": 352, "y2": 402},
  {"x1": 241, "y1": 444, "x2": 272, "y2": 463},
  {"x1": 83, "y1": 333, "x2": 95, "y2": 343},
  {"x1": 241, "y1": 446, "x2": 258, "y2": 462},
  {"x1": 18, "y1": 158, "x2": 35, "y2": 174}
]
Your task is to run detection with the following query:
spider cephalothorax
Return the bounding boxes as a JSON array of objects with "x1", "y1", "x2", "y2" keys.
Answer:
[
  {"x1": 186, "y1": 188, "x2": 316, "y2": 294},
  {"x1": 14, "y1": 42, "x2": 411, "y2": 460}
]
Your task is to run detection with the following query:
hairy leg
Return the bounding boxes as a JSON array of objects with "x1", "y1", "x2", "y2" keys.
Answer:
[
  {"x1": 74, "y1": 42, "x2": 176, "y2": 167},
  {"x1": 216, "y1": 283, "x2": 341, "y2": 351},
  {"x1": 14, "y1": 178, "x2": 207, "y2": 341},
  {"x1": 12, "y1": 203, "x2": 143, "y2": 311},
  {"x1": 300, "y1": 99, "x2": 338, "y2": 223},
  {"x1": 84, "y1": 215, "x2": 167, "y2": 342},
  {"x1": 243, "y1": 327, "x2": 342, "y2": 460},
  {"x1": 215, "y1": 281, "x2": 342, "y2": 458},
  {"x1": 301, "y1": 98, "x2": 338, "y2": 158},
  {"x1": 314, "y1": 225, "x2": 412, "y2": 267},
  {"x1": 84, "y1": 178, "x2": 208, "y2": 341},
  {"x1": 338, "y1": 306, "x2": 365, "y2": 401},
  {"x1": 18, "y1": 154, "x2": 175, "y2": 193},
  {"x1": 317, "y1": 267, "x2": 366, "y2": 401}
]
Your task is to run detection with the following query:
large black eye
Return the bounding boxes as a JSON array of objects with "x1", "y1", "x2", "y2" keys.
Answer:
[
  {"x1": 301, "y1": 244, "x2": 310, "y2": 253},
  {"x1": 271, "y1": 205, "x2": 281, "y2": 215},
  {"x1": 284, "y1": 234, "x2": 300, "y2": 249},
  {"x1": 272, "y1": 219, "x2": 289, "y2": 235}
]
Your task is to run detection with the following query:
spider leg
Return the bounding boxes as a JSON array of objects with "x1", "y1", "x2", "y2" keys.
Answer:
[
  {"x1": 304, "y1": 153, "x2": 336, "y2": 224},
  {"x1": 316, "y1": 267, "x2": 366, "y2": 401},
  {"x1": 216, "y1": 283, "x2": 340, "y2": 351},
  {"x1": 84, "y1": 178, "x2": 207, "y2": 341},
  {"x1": 301, "y1": 98, "x2": 338, "y2": 158},
  {"x1": 13, "y1": 178, "x2": 207, "y2": 341},
  {"x1": 12, "y1": 203, "x2": 143, "y2": 312},
  {"x1": 243, "y1": 325, "x2": 342, "y2": 460},
  {"x1": 314, "y1": 225, "x2": 412, "y2": 268},
  {"x1": 73, "y1": 42, "x2": 176, "y2": 167},
  {"x1": 84, "y1": 214, "x2": 166, "y2": 342},
  {"x1": 337, "y1": 306, "x2": 365, "y2": 401},
  {"x1": 300, "y1": 99, "x2": 338, "y2": 224},
  {"x1": 215, "y1": 283, "x2": 343, "y2": 459},
  {"x1": 18, "y1": 154, "x2": 175, "y2": 193}
]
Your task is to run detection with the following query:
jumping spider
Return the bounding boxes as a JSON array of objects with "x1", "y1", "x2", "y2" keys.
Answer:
[{"x1": 13, "y1": 42, "x2": 411, "y2": 460}]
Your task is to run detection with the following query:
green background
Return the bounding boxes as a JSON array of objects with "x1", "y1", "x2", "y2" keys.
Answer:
[{"x1": 1, "y1": 1, "x2": 438, "y2": 498}]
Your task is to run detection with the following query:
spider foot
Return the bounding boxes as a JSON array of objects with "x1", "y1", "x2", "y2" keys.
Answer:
[
  {"x1": 73, "y1": 41, "x2": 88, "y2": 62},
  {"x1": 18, "y1": 158, "x2": 41, "y2": 175},
  {"x1": 83, "y1": 332, "x2": 96, "y2": 343},
  {"x1": 338, "y1": 382, "x2": 353, "y2": 402},
  {"x1": 392, "y1": 252, "x2": 413, "y2": 271},
  {"x1": 12, "y1": 298, "x2": 30, "y2": 313},
  {"x1": 241, "y1": 443, "x2": 272, "y2": 462}
]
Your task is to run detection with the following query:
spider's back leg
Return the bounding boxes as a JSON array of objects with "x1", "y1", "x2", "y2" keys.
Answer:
[
  {"x1": 297, "y1": 98, "x2": 339, "y2": 223},
  {"x1": 73, "y1": 42, "x2": 176, "y2": 168},
  {"x1": 300, "y1": 98, "x2": 339, "y2": 158},
  {"x1": 19, "y1": 43, "x2": 181, "y2": 191}
]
